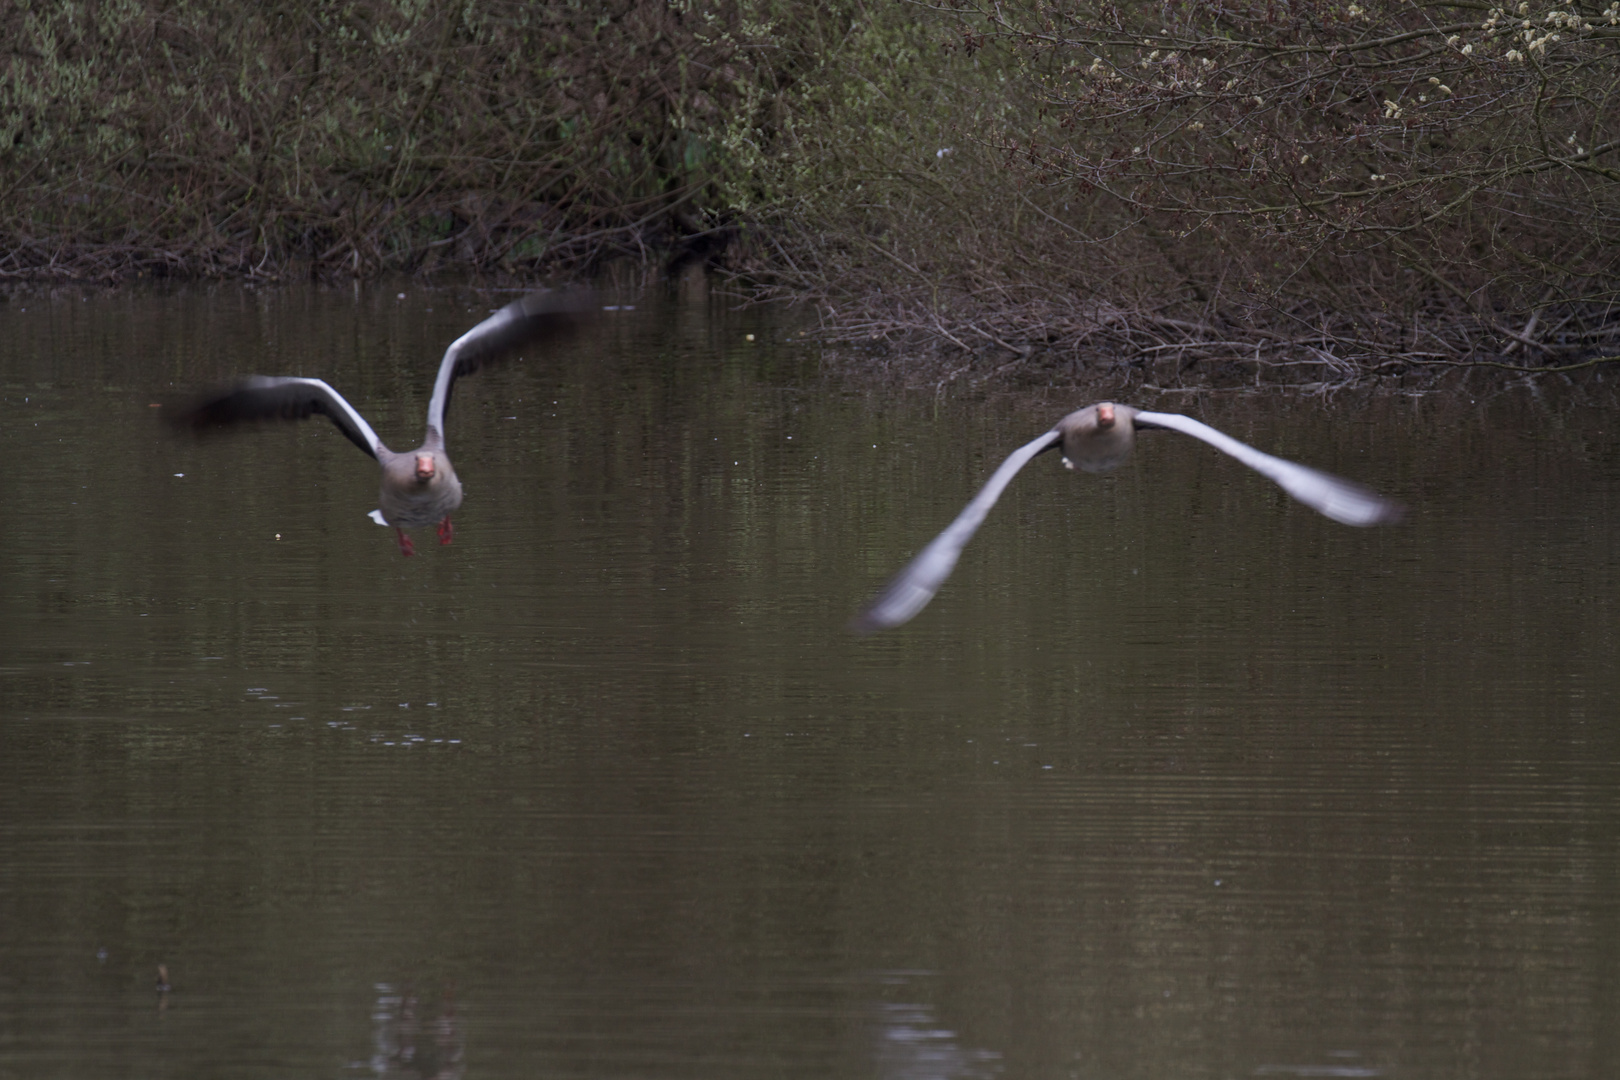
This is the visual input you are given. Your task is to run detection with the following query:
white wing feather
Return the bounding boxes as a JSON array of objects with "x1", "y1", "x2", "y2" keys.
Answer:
[
  {"x1": 179, "y1": 375, "x2": 387, "y2": 460},
  {"x1": 852, "y1": 430, "x2": 1062, "y2": 633},
  {"x1": 1133, "y1": 410, "x2": 1402, "y2": 526},
  {"x1": 425, "y1": 289, "x2": 595, "y2": 440}
]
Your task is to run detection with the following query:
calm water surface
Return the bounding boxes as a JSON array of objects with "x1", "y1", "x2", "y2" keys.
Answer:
[{"x1": 2, "y1": 285, "x2": 1619, "y2": 1079}]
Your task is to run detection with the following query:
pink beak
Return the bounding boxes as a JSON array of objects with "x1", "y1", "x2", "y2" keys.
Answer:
[
  {"x1": 1097, "y1": 403, "x2": 1116, "y2": 429},
  {"x1": 415, "y1": 454, "x2": 436, "y2": 481}
]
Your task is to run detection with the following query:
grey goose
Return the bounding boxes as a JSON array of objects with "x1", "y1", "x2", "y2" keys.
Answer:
[
  {"x1": 174, "y1": 289, "x2": 594, "y2": 555},
  {"x1": 853, "y1": 402, "x2": 1404, "y2": 632}
]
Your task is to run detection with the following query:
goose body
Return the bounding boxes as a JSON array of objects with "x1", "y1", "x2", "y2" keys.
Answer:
[
  {"x1": 176, "y1": 289, "x2": 593, "y2": 555},
  {"x1": 852, "y1": 402, "x2": 1404, "y2": 633}
]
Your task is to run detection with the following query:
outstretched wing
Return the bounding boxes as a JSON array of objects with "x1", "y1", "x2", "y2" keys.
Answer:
[
  {"x1": 426, "y1": 287, "x2": 597, "y2": 440},
  {"x1": 851, "y1": 429, "x2": 1063, "y2": 634},
  {"x1": 173, "y1": 376, "x2": 386, "y2": 460},
  {"x1": 1133, "y1": 410, "x2": 1403, "y2": 526}
]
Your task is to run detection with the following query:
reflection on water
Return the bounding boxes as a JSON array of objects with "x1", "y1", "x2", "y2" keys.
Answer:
[
  {"x1": 362, "y1": 983, "x2": 462, "y2": 1080},
  {"x1": 2, "y1": 284, "x2": 1620, "y2": 1079},
  {"x1": 871, "y1": 977, "x2": 1001, "y2": 1080}
]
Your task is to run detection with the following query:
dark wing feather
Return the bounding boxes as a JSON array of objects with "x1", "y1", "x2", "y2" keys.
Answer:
[
  {"x1": 172, "y1": 376, "x2": 386, "y2": 460},
  {"x1": 851, "y1": 429, "x2": 1063, "y2": 634},
  {"x1": 426, "y1": 287, "x2": 598, "y2": 438}
]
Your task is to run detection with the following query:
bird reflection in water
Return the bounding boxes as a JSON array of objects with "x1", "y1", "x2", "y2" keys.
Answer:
[
  {"x1": 872, "y1": 999, "x2": 1002, "y2": 1080},
  {"x1": 361, "y1": 982, "x2": 463, "y2": 1080}
]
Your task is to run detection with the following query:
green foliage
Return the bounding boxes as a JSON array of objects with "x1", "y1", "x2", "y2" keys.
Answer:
[
  {"x1": 5, "y1": 0, "x2": 1616, "y2": 375},
  {"x1": 794, "y1": 0, "x2": 1620, "y2": 373},
  {"x1": 0, "y1": 0, "x2": 781, "y2": 277},
  {"x1": 0, "y1": 0, "x2": 1024, "y2": 286},
  {"x1": 693, "y1": 1, "x2": 1032, "y2": 300}
]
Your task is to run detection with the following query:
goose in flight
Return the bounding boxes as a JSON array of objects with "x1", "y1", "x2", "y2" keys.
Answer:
[
  {"x1": 174, "y1": 288, "x2": 595, "y2": 555},
  {"x1": 852, "y1": 402, "x2": 1404, "y2": 632}
]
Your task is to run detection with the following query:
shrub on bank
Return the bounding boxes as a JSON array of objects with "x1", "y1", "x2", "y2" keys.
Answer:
[
  {"x1": 3, "y1": 0, "x2": 1616, "y2": 381},
  {"x1": 1, "y1": 0, "x2": 762, "y2": 277},
  {"x1": 759, "y1": 0, "x2": 1620, "y2": 382}
]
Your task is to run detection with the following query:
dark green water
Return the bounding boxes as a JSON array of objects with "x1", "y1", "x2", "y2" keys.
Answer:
[{"x1": 3, "y1": 285, "x2": 1618, "y2": 1079}]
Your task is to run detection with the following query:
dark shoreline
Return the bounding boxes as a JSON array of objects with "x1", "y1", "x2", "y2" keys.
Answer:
[{"x1": 6, "y1": 269, "x2": 1618, "y2": 396}]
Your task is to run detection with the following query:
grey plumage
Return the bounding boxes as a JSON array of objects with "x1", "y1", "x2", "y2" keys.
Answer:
[
  {"x1": 852, "y1": 402, "x2": 1403, "y2": 633},
  {"x1": 173, "y1": 288, "x2": 595, "y2": 553}
]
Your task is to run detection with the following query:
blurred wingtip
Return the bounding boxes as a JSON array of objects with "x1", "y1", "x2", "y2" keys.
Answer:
[
  {"x1": 161, "y1": 376, "x2": 278, "y2": 433},
  {"x1": 847, "y1": 609, "x2": 885, "y2": 636},
  {"x1": 511, "y1": 284, "x2": 601, "y2": 319},
  {"x1": 1337, "y1": 487, "x2": 1407, "y2": 528},
  {"x1": 848, "y1": 581, "x2": 933, "y2": 635},
  {"x1": 161, "y1": 383, "x2": 239, "y2": 433}
]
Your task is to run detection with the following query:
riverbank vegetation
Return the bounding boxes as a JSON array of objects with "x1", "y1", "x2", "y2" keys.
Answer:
[
  {"x1": 3, "y1": 0, "x2": 758, "y2": 277},
  {"x1": 4, "y1": 0, "x2": 1617, "y2": 384}
]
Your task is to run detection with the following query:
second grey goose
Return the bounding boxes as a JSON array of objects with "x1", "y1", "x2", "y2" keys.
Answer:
[{"x1": 852, "y1": 402, "x2": 1404, "y2": 632}]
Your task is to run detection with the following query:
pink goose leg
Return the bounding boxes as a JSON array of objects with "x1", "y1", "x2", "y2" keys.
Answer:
[
  {"x1": 395, "y1": 528, "x2": 416, "y2": 557},
  {"x1": 437, "y1": 516, "x2": 454, "y2": 545}
]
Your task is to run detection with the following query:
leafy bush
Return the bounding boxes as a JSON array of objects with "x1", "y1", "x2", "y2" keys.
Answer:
[
  {"x1": 774, "y1": 0, "x2": 1620, "y2": 381},
  {"x1": 5, "y1": 0, "x2": 1617, "y2": 381},
  {"x1": 0, "y1": 0, "x2": 755, "y2": 277}
]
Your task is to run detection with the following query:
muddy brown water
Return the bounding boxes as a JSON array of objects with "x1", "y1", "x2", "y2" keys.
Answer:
[{"x1": 3, "y1": 284, "x2": 1619, "y2": 1079}]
